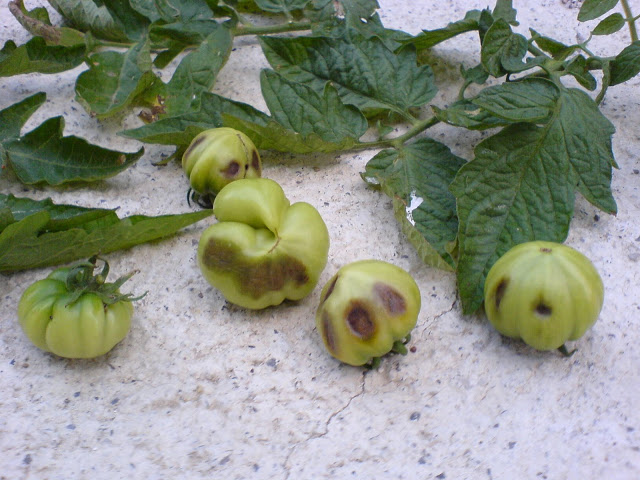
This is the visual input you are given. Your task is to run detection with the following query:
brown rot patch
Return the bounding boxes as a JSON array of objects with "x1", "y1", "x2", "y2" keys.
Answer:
[
  {"x1": 373, "y1": 283, "x2": 406, "y2": 315},
  {"x1": 322, "y1": 312, "x2": 337, "y2": 354},
  {"x1": 251, "y1": 150, "x2": 261, "y2": 173},
  {"x1": 203, "y1": 238, "x2": 237, "y2": 270},
  {"x1": 540, "y1": 247, "x2": 553, "y2": 253},
  {"x1": 321, "y1": 275, "x2": 339, "y2": 305},
  {"x1": 494, "y1": 277, "x2": 509, "y2": 309},
  {"x1": 183, "y1": 135, "x2": 206, "y2": 159},
  {"x1": 535, "y1": 302, "x2": 552, "y2": 317},
  {"x1": 346, "y1": 302, "x2": 376, "y2": 339},
  {"x1": 222, "y1": 161, "x2": 240, "y2": 177},
  {"x1": 203, "y1": 239, "x2": 309, "y2": 299}
]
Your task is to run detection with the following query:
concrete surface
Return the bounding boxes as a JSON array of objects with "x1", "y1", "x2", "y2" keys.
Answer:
[{"x1": 1, "y1": 1, "x2": 639, "y2": 479}]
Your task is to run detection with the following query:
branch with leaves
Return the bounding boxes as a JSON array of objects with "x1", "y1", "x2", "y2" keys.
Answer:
[{"x1": 1, "y1": 0, "x2": 639, "y2": 311}]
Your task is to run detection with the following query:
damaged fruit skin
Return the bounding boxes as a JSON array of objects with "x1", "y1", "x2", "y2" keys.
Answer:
[
  {"x1": 182, "y1": 127, "x2": 261, "y2": 197},
  {"x1": 315, "y1": 260, "x2": 421, "y2": 366},
  {"x1": 198, "y1": 178, "x2": 329, "y2": 309},
  {"x1": 484, "y1": 241, "x2": 604, "y2": 351}
]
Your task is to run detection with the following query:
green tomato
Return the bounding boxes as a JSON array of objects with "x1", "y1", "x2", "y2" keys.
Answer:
[
  {"x1": 484, "y1": 241, "x2": 604, "y2": 351},
  {"x1": 182, "y1": 127, "x2": 262, "y2": 197},
  {"x1": 17, "y1": 258, "x2": 142, "y2": 359},
  {"x1": 315, "y1": 260, "x2": 421, "y2": 367},
  {"x1": 198, "y1": 178, "x2": 330, "y2": 309}
]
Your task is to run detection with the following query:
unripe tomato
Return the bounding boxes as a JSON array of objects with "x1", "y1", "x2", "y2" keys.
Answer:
[
  {"x1": 198, "y1": 178, "x2": 329, "y2": 309},
  {"x1": 315, "y1": 260, "x2": 421, "y2": 367},
  {"x1": 182, "y1": 127, "x2": 262, "y2": 198},
  {"x1": 17, "y1": 257, "x2": 143, "y2": 359},
  {"x1": 484, "y1": 241, "x2": 604, "y2": 351}
]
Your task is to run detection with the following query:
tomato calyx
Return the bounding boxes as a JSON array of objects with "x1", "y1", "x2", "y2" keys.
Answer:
[
  {"x1": 366, "y1": 334, "x2": 412, "y2": 370},
  {"x1": 63, "y1": 256, "x2": 146, "y2": 307},
  {"x1": 557, "y1": 344, "x2": 577, "y2": 357}
]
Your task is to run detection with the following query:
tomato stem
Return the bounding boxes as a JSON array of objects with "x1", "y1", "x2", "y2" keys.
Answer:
[{"x1": 557, "y1": 344, "x2": 577, "y2": 357}]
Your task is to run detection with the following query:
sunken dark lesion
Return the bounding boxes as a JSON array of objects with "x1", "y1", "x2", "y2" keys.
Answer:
[
  {"x1": 494, "y1": 277, "x2": 509, "y2": 309},
  {"x1": 534, "y1": 301, "x2": 552, "y2": 317},
  {"x1": 320, "y1": 275, "x2": 339, "y2": 306},
  {"x1": 202, "y1": 237, "x2": 309, "y2": 299},
  {"x1": 251, "y1": 150, "x2": 261, "y2": 173},
  {"x1": 183, "y1": 134, "x2": 206, "y2": 159},
  {"x1": 345, "y1": 301, "x2": 376, "y2": 340},
  {"x1": 321, "y1": 311, "x2": 337, "y2": 354},
  {"x1": 373, "y1": 282, "x2": 406, "y2": 315},
  {"x1": 221, "y1": 160, "x2": 241, "y2": 178}
]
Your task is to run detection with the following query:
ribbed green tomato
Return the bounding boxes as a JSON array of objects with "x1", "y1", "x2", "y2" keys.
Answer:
[
  {"x1": 182, "y1": 127, "x2": 261, "y2": 197},
  {"x1": 198, "y1": 178, "x2": 329, "y2": 309},
  {"x1": 17, "y1": 258, "x2": 141, "y2": 359},
  {"x1": 315, "y1": 260, "x2": 421, "y2": 366},
  {"x1": 484, "y1": 241, "x2": 604, "y2": 351}
]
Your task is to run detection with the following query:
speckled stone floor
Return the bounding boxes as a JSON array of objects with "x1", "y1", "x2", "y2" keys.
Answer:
[{"x1": 2, "y1": 1, "x2": 639, "y2": 479}]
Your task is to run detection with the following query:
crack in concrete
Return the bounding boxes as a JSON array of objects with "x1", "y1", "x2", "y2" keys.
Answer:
[{"x1": 282, "y1": 372, "x2": 367, "y2": 479}]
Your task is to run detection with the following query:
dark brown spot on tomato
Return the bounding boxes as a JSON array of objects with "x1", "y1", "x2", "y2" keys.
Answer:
[
  {"x1": 535, "y1": 302, "x2": 552, "y2": 317},
  {"x1": 222, "y1": 161, "x2": 240, "y2": 177},
  {"x1": 374, "y1": 283, "x2": 406, "y2": 315},
  {"x1": 346, "y1": 302, "x2": 376, "y2": 339},
  {"x1": 494, "y1": 277, "x2": 509, "y2": 309},
  {"x1": 321, "y1": 275, "x2": 338, "y2": 305},
  {"x1": 183, "y1": 135, "x2": 206, "y2": 159},
  {"x1": 540, "y1": 247, "x2": 552, "y2": 253},
  {"x1": 202, "y1": 237, "x2": 309, "y2": 299},
  {"x1": 322, "y1": 312, "x2": 337, "y2": 354},
  {"x1": 251, "y1": 150, "x2": 261, "y2": 173}
]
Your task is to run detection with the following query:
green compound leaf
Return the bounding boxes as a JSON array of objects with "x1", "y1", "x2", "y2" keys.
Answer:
[
  {"x1": 4, "y1": 116, "x2": 143, "y2": 185},
  {"x1": 0, "y1": 194, "x2": 213, "y2": 272},
  {"x1": 609, "y1": 41, "x2": 640, "y2": 86},
  {"x1": 471, "y1": 78, "x2": 561, "y2": 122},
  {"x1": 432, "y1": 101, "x2": 511, "y2": 131},
  {"x1": 260, "y1": 34, "x2": 436, "y2": 118},
  {"x1": 401, "y1": 10, "x2": 482, "y2": 51},
  {"x1": 0, "y1": 37, "x2": 85, "y2": 77},
  {"x1": 255, "y1": 0, "x2": 311, "y2": 14},
  {"x1": 481, "y1": 18, "x2": 528, "y2": 77},
  {"x1": 75, "y1": 37, "x2": 157, "y2": 118},
  {"x1": 363, "y1": 138, "x2": 466, "y2": 271},
  {"x1": 47, "y1": 0, "x2": 150, "y2": 42},
  {"x1": 577, "y1": 0, "x2": 619, "y2": 22},
  {"x1": 592, "y1": 13, "x2": 626, "y2": 35},
  {"x1": 260, "y1": 69, "x2": 367, "y2": 144},
  {"x1": 451, "y1": 87, "x2": 617, "y2": 313},
  {"x1": 0, "y1": 92, "x2": 47, "y2": 143},
  {"x1": 146, "y1": 23, "x2": 233, "y2": 117},
  {"x1": 122, "y1": 91, "x2": 367, "y2": 154}
]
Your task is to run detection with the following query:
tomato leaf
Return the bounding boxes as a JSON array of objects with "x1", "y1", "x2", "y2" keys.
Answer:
[
  {"x1": 592, "y1": 13, "x2": 626, "y2": 35},
  {"x1": 47, "y1": 0, "x2": 150, "y2": 42},
  {"x1": 4, "y1": 116, "x2": 143, "y2": 185},
  {"x1": 609, "y1": 41, "x2": 640, "y2": 86},
  {"x1": 75, "y1": 37, "x2": 157, "y2": 118},
  {"x1": 0, "y1": 92, "x2": 47, "y2": 143},
  {"x1": 481, "y1": 18, "x2": 528, "y2": 77},
  {"x1": 255, "y1": 0, "x2": 311, "y2": 14},
  {"x1": 0, "y1": 37, "x2": 85, "y2": 76},
  {"x1": 260, "y1": 34, "x2": 436, "y2": 118},
  {"x1": 577, "y1": 0, "x2": 619, "y2": 22},
  {"x1": 451, "y1": 87, "x2": 617, "y2": 313},
  {"x1": 145, "y1": 23, "x2": 233, "y2": 117},
  {"x1": 122, "y1": 91, "x2": 367, "y2": 153},
  {"x1": 0, "y1": 193, "x2": 213, "y2": 272},
  {"x1": 260, "y1": 69, "x2": 367, "y2": 143},
  {"x1": 362, "y1": 138, "x2": 466, "y2": 271},
  {"x1": 401, "y1": 10, "x2": 482, "y2": 51}
]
